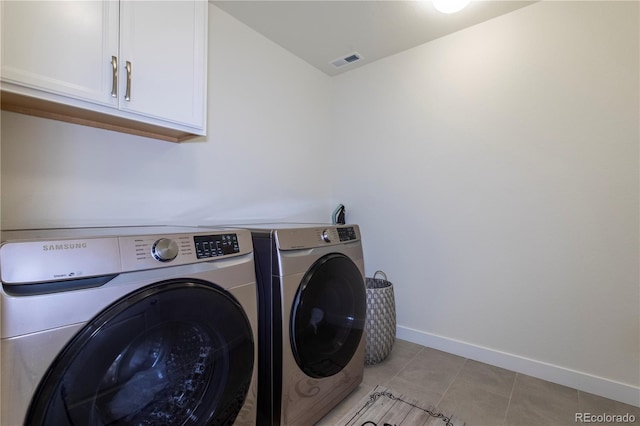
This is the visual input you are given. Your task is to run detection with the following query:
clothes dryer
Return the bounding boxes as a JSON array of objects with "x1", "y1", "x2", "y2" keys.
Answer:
[
  {"x1": 247, "y1": 224, "x2": 366, "y2": 426},
  {"x1": 0, "y1": 226, "x2": 258, "y2": 425}
]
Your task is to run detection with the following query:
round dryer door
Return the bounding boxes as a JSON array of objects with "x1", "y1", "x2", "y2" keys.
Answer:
[
  {"x1": 26, "y1": 279, "x2": 254, "y2": 426},
  {"x1": 290, "y1": 253, "x2": 366, "y2": 378}
]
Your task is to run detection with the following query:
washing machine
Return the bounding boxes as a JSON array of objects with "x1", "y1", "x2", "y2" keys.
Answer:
[
  {"x1": 245, "y1": 223, "x2": 366, "y2": 426},
  {"x1": 0, "y1": 226, "x2": 258, "y2": 425}
]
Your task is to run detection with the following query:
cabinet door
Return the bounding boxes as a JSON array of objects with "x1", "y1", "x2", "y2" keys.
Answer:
[
  {"x1": 1, "y1": 1, "x2": 119, "y2": 107},
  {"x1": 118, "y1": 1, "x2": 207, "y2": 129}
]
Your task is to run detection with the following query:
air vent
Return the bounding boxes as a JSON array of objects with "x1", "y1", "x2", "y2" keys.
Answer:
[{"x1": 330, "y1": 52, "x2": 363, "y2": 68}]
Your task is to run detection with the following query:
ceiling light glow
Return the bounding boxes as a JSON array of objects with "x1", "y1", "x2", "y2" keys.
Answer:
[{"x1": 432, "y1": 0, "x2": 471, "y2": 14}]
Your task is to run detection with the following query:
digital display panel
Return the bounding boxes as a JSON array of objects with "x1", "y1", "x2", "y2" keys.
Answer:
[
  {"x1": 338, "y1": 227, "x2": 357, "y2": 242},
  {"x1": 194, "y1": 234, "x2": 240, "y2": 259}
]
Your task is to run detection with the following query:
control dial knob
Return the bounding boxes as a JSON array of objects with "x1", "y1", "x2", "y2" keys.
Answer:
[
  {"x1": 321, "y1": 229, "x2": 331, "y2": 243},
  {"x1": 152, "y1": 238, "x2": 179, "y2": 262}
]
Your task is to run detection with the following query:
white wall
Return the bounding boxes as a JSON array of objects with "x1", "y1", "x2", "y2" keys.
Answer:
[
  {"x1": 1, "y1": 4, "x2": 333, "y2": 229},
  {"x1": 332, "y1": 1, "x2": 639, "y2": 405}
]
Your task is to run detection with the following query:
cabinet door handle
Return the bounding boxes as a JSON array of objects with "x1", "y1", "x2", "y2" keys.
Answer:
[
  {"x1": 110, "y1": 56, "x2": 118, "y2": 98},
  {"x1": 124, "y1": 61, "x2": 132, "y2": 101}
]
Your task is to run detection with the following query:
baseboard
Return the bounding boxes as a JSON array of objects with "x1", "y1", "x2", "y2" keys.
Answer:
[{"x1": 396, "y1": 325, "x2": 640, "y2": 408}]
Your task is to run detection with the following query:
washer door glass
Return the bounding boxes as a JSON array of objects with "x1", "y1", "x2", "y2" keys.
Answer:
[
  {"x1": 26, "y1": 279, "x2": 254, "y2": 426},
  {"x1": 290, "y1": 253, "x2": 366, "y2": 378}
]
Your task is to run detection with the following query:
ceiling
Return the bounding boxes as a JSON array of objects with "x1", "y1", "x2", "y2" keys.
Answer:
[{"x1": 212, "y1": 0, "x2": 536, "y2": 76}]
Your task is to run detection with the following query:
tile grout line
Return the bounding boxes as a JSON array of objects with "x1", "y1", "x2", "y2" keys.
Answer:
[
  {"x1": 385, "y1": 345, "x2": 460, "y2": 424},
  {"x1": 502, "y1": 372, "x2": 520, "y2": 426},
  {"x1": 435, "y1": 357, "x2": 468, "y2": 410},
  {"x1": 576, "y1": 389, "x2": 584, "y2": 412},
  {"x1": 385, "y1": 345, "x2": 426, "y2": 386}
]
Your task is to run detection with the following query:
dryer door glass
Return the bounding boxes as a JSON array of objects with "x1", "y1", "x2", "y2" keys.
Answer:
[
  {"x1": 291, "y1": 253, "x2": 366, "y2": 378},
  {"x1": 25, "y1": 279, "x2": 254, "y2": 426}
]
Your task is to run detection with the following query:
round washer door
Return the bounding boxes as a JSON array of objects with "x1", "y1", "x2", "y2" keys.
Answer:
[
  {"x1": 290, "y1": 253, "x2": 366, "y2": 378},
  {"x1": 26, "y1": 279, "x2": 254, "y2": 426}
]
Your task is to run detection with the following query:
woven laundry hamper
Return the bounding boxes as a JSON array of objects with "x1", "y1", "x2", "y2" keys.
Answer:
[{"x1": 364, "y1": 271, "x2": 396, "y2": 365}]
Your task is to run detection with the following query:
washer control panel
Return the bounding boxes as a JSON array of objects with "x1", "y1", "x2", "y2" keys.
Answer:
[
  {"x1": 128, "y1": 234, "x2": 195, "y2": 264},
  {"x1": 0, "y1": 227, "x2": 251, "y2": 284},
  {"x1": 122, "y1": 232, "x2": 242, "y2": 269},
  {"x1": 194, "y1": 234, "x2": 240, "y2": 259}
]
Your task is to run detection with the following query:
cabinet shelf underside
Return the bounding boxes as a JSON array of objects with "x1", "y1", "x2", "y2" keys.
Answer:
[{"x1": 1, "y1": 91, "x2": 200, "y2": 143}]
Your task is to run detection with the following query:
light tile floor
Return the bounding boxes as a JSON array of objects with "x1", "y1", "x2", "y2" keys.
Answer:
[{"x1": 316, "y1": 339, "x2": 640, "y2": 426}]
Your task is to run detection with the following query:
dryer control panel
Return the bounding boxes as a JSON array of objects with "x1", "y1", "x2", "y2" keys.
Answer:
[
  {"x1": 338, "y1": 227, "x2": 358, "y2": 242},
  {"x1": 275, "y1": 225, "x2": 361, "y2": 250}
]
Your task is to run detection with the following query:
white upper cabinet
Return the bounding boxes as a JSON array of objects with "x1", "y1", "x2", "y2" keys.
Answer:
[
  {"x1": 118, "y1": 1, "x2": 207, "y2": 129},
  {"x1": 1, "y1": 1, "x2": 120, "y2": 107},
  {"x1": 1, "y1": 1, "x2": 208, "y2": 142}
]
